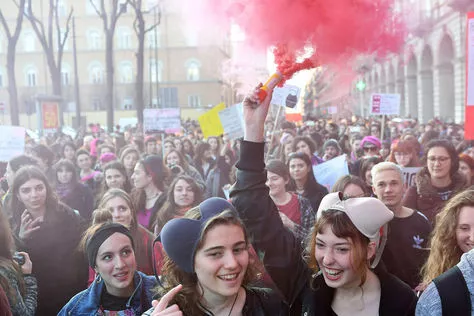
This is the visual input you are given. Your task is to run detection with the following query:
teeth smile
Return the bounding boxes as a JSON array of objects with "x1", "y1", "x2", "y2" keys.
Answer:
[
  {"x1": 325, "y1": 268, "x2": 342, "y2": 276},
  {"x1": 218, "y1": 273, "x2": 238, "y2": 280}
]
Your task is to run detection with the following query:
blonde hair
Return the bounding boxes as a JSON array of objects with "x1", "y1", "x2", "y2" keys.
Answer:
[
  {"x1": 421, "y1": 189, "x2": 474, "y2": 284},
  {"x1": 370, "y1": 161, "x2": 403, "y2": 184}
]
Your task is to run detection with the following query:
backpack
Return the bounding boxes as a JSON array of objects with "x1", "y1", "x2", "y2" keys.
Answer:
[{"x1": 433, "y1": 265, "x2": 471, "y2": 316}]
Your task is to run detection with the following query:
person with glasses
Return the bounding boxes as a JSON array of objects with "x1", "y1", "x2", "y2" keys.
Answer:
[
  {"x1": 388, "y1": 140, "x2": 422, "y2": 168},
  {"x1": 403, "y1": 139, "x2": 468, "y2": 224},
  {"x1": 361, "y1": 136, "x2": 382, "y2": 158},
  {"x1": 287, "y1": 152, "x2": 328, "y2": 212}
]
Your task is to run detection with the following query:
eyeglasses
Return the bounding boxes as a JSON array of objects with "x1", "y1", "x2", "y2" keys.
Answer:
[
  {"x1": 363, "y1": 147, "x2": 378, "y2": 152},
  {"x1": 427, "y1": 156, "x2": 450, "y2": 163}
]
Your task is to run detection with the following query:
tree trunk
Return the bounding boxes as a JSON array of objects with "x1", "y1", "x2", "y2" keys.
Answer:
[
  {"x1": 135, "y1": 20, "x2": 145, "y2": 124},
  {"x1": 49, "y1": 60, "x2": 64, "y2": 126},
  {"x1": 6, "y1": 45, "x2": 19, "y2": 125},
  {"x1": 105, "y1": 31, "x2": 115, "y2": 133}
]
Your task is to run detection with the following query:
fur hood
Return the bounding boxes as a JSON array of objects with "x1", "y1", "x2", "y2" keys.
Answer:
[{"x1": 415, "y1": 167, "x2": 467, "y2": 196}]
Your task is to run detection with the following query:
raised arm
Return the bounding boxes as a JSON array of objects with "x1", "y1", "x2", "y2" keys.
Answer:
[{"x1": 230, "y1": 86, "x2": 309, "y2": 305}]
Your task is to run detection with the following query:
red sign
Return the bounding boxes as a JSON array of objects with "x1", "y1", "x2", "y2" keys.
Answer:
[
  {"x1": 41, "y1": 102, "x2": 59, "y2": 130},
  {"x1": 466, "y1": 12, "x2": 474, "y2": 140}
]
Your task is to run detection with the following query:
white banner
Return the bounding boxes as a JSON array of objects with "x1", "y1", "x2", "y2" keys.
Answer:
[
  {"x1": 313, "y1": 155, "x2": 349, "y2": 191},
  {"x1": 370, "y1": 93, "x2": 401, "y2": 115},
  {"x1": 144, "y1": 108, "x2": 181, "y2": 133},
  {"x1": 218, "y1": 103, "x2": 244, "y2": 140},
  {"x1": 401, "y1": 167, "x2": 422, "y2": 190},
  {"x1": 0, "y1": 126, "x2": 25, "y2": 162}
]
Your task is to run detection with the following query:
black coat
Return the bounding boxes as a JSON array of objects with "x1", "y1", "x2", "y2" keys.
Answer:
[
  {"x1": 60, "y1": 183, "x2": 94, "y2": 222},
  {"x1": 231, "y1": 141, "x2": 417, "y2": 316},
  {"x1": 13, "y1": 203, "x2": 88, "y2": 315}
]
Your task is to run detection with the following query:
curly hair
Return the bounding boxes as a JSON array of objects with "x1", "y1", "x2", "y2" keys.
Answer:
[
  {"x1": 421, "y1": 189, "x2": 474, "y2": 284},
  {"x1": 155, "y1": 208, "x2": 261, "y2": 315}
]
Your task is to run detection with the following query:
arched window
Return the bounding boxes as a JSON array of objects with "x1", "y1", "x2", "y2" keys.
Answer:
[
  {"x1": 88, "y1": 61, "x2": 104, "y2": 84},
  {"x1": 61, "y1": 63, "x2": 71, "y2": 86},
  {"x1": 22, "y1": 31, "x2": 36, "y2": 52},
  {"x1": 117, "y1": 26, "x2": 132, "y2": 49},
  {"x1": 149, "y1": 59, "x2": 163, "y2": 83},
  {"x1": 24, "y1": 65, "x2": 38, "y2": 87},
  {"x1": 88, "y1": 29, "x2": 102, "y2": 50},
  {"x1": 118, "y1": 61, "x2": 133, "y2": 83},
  {"x1": 185, "y1": 59, "x2": 201, "y2": 81}
]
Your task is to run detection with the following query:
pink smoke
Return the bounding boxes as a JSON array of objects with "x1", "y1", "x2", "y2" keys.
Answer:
[{"x1": 177, "y1": 0, "x2": 405, "y2": 81}]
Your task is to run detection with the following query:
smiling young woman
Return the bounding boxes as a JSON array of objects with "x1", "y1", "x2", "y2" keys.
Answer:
[
  {"x1": 59, "y1": 223, "x2": 157, "y2": 315},
  {"x1": 143, "y1": 197, "x2": 286, "y2": 316}
]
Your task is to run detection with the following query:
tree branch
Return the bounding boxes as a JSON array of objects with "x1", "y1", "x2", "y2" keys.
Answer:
[{"x1": 89, "y1": 0, "x2": 103, "y2": 18}]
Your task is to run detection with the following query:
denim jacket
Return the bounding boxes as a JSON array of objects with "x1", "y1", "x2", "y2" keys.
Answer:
[{"x1": 58, "y1": 271, "x2": 157, "y2": 316}]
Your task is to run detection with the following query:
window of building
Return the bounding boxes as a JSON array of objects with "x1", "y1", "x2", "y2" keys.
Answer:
[
  {"x1": 119, "y1": 61, "x2": 133, "y2": 83},
  {"x1": 23, "y1": 31, "x2": 35, "y2": 52},
  {"x1": 122, "y1": 97, "x2": 133, "y2": 110},
  {"x1": 88, "y1": 62, "x2": 104, "y2": 84},
  {"x1": 147, "y1": 28, "x2": 160, "y2": 48},
  {"x1": 61, "y1": 64, "x2": 71, "y2": 86},
  {"x1": 25, "y1": 65, "x2": 38, "y2": 87},
  {"x1": 185, "y1": 30, "x2": 198, "y2": 47},
  {"x1": 88, "y1": 30, "x2": 101, "y2": 50},
  {"x1": 24, "y1": 1, "x2": 30, "y2": 16},
  {"x1": 117, "y1": 26, "x2": 132, "y2": 49},
  {"x1": 92, "y1": 97, "x2": 102, "y2": 110},
  {"x1": 185, "y1": 59, "x2": 201, "y2": 81},
  {"x1": 149, "y1": 59, "x2": 162, "y2": 83},
  {"x1": 188, "y1": 95, "x2": 201, "y2": 107}
]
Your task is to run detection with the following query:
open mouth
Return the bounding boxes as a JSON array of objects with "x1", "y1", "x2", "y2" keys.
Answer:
[
  {"x1": 323, "y1": 267, "x2": 343, "y2": 281},
  {"x1": 217, "y1": 273, "x2": 239, "y2": 281},
  {"x1": 113, "y1": 271, "x2": 130, "y2": 281}
]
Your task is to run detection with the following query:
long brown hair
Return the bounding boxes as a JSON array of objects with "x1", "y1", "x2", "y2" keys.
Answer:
[
  {"x1": 155, "y1": 175, "x2": 203, "y2": 234},
  {"x1": 0, "y1": 206, "x2": 25, "y2": 304},
  {"x1": 155, "y1": 208, "x2": 260, "y2": 315},
  {"x1": 306, "y1": 210, "x2": 371, "y2": 287},
  {"x1": 421, "y1": 189, "x2": 474, "y2": 284}
]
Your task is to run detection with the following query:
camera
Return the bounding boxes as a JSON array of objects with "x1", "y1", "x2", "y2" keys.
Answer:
[{"x1": 13, "y1": 253, "x2": 25, "y2": 266}]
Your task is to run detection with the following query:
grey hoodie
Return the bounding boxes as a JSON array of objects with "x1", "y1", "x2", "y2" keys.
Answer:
[{"x1": 416, "y1": 249, "x2": 474, "y2": 315}]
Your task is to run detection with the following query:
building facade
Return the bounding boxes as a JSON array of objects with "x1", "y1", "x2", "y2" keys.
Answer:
[
  {"x1": 0, "y1": 0, "x2": 235, "y2": 128},
  {"x1": 311, "y1": 0, "x2": 473, "y2": 123}
]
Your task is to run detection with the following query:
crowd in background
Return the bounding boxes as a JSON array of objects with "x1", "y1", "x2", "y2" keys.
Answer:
[{"x1": 0, "y1": 109, "x2": 473, "y2": 315}]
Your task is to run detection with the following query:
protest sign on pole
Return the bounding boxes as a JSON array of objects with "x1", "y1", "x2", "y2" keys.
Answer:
[
  {"x1": 0, "y1": 126, "x2": 25, "y2": 162},
  {"x1": 369, "y1": 93, "x2": 401, "y2": 116},
  {"x1": 198, "y1": 103, "x2": 226, "y2": 138},
  {"x1": 218, "y1": 103, "x2": 244, "y2": 140},
  {"x1": 143, "y1": 108, "x2": 181, "y2": 133},
  {"x1": 41, "y1": 102, "x2": 59, "y2": 134},
  {"x1": 313, "y1": 155, "x2": 349, "y2": 191},
  {"x1": 466, "y1": 12, "x2": 474, "y2": 140},
  {"x1": 401, "y1": 167, "x2": 422, "y2": 190},
  {"x1": 271, "y1": 84, "x2": 301, "y2": 108}
]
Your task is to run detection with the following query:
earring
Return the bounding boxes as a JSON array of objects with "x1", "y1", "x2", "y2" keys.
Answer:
[{"x1": 95, "y1": 273, "x2": 102, "y2": 283}]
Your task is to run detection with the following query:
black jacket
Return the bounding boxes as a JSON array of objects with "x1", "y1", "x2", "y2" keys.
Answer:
[
  {"x1": 13, "y1": 203, "x2": 88, "y2": 315},
  {"x1": 59, "y1": 183, "x2": 94, "y2": 222},
  {"x1": 230, "y1": 141, "x2": 417, "y2": 316}
]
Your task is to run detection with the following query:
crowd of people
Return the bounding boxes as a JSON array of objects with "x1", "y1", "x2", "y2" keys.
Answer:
[{"x1": 0, "y1": 84, "x2": 473, "y2": 315}]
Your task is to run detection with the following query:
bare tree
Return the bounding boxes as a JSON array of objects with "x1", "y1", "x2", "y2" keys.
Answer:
[
  {"x1": 25, "y1": 0, "x2": 73, "y2": 126},
  {"x1": 0, "y1": 0, "x2": 26, "y2": 125},
  {"x1": 90, "y1": 0, "x2": 126, "y2": 133},
  {"x1": 127, "y1": 0, "x2": 160, "y2": 125}
]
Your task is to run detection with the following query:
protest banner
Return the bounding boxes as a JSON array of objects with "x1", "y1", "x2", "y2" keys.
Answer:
[
  {"x1": 369, "y1": 93, "x2": 401, "y2": 116},
  {"x1": 143, "y1": 108, "x2": 181, "y2": 133},
  {"x1": 198, "y1": 103, "x2": 226, "y2": 138},
  {"x1": 0, "y1": 126, "x2": 25, "y2": 162},
  {"x1": 466, "y1": 12, "x2": 474, "y2": 140},
  {"x1": 271, "y1": 84, "x2": 301, "y2": 108},
  {"x1": 218, "y1": 103, "x2": 244, "y2": 140},
  {"x1": 401, "y1": 167, "x2": 422, "y2": 190},
  {"x1": 41, "y1": 102, "x2": 59, "y2": 134},
  {"x1": 313, "y1": 155, "x2": 349, "y2": 191}
]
